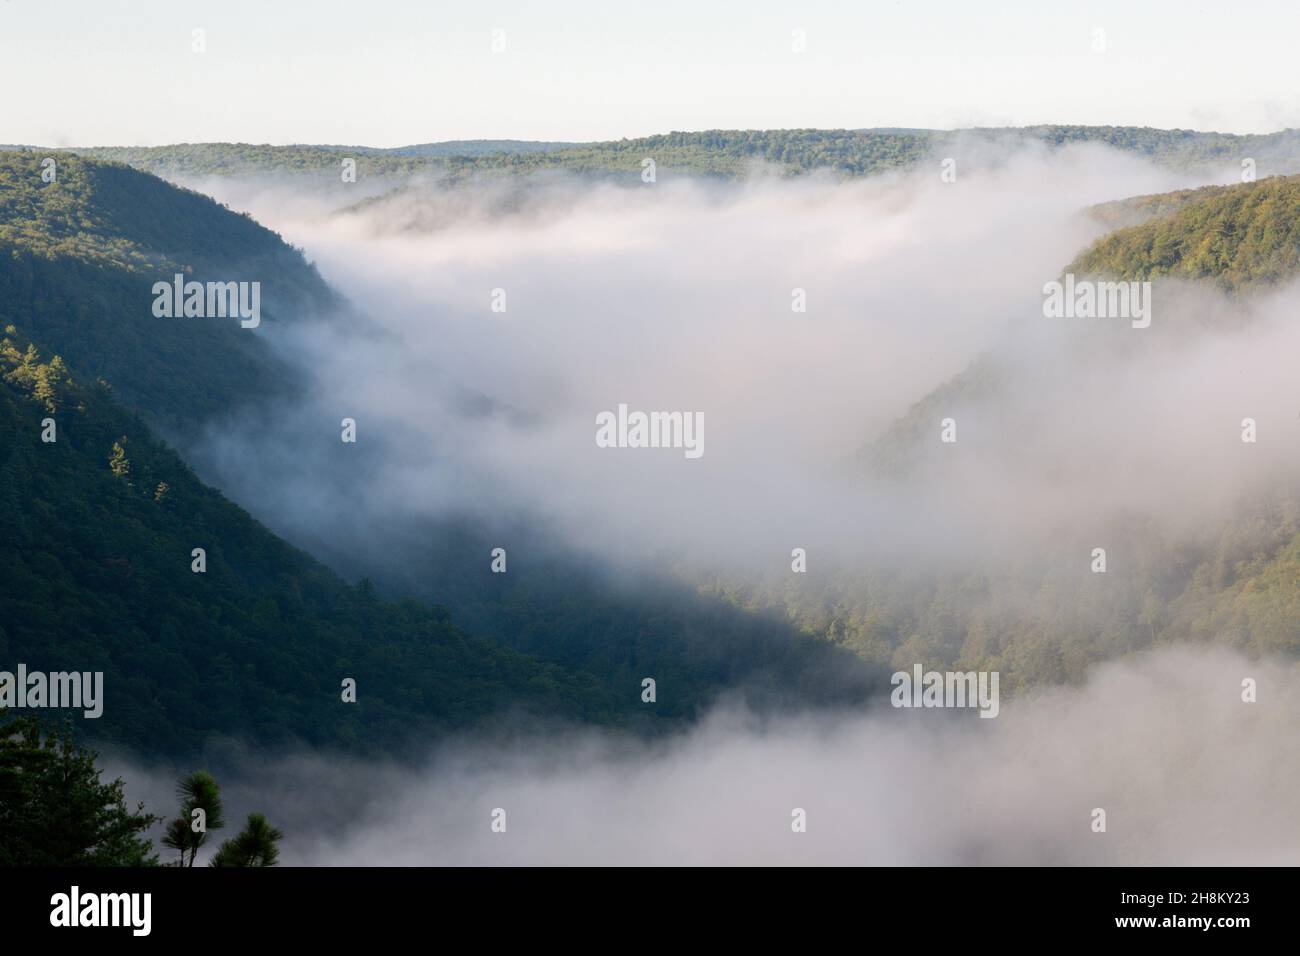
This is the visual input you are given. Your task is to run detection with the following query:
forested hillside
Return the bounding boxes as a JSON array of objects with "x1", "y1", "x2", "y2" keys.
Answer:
[
  {"x1": 0, "y1": 152, "x2": 336, "y2": 438},
  {"x1": 0, "y1": 325, "x2": 627, "y2": 756},
  {"x1": 1069, "y1": 174, "x2": 1300, "y2": 293},
  {"x1": 1085, "y1": 183, "x2": 1241, "y2": 231}
]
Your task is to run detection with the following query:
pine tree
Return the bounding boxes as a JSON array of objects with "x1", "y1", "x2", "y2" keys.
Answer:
[
  {"x1": 160, "y1": 770, "x2": 226, "y2": 866},
  {"x1": 32, "y1": 365, "x2": 56, "y2": 411},
  {"x1": 209, "y1": 814, "x2": 284, "y2": 867},
  {"x1": 0, "y1": 713, "x2": 159, "y2": 866}
]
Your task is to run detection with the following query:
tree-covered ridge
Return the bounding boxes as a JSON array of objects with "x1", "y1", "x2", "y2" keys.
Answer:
[
  {"x1": 483, "y1": 128, "x2": 934, "y2": 177},
  {"x1": 66, "y1": 130, "x2": 931, "y2": 181},
  {"x1": 0, "y1": 328, "x2": 625, "y2": 758},
  {"x1": 1085, "y1": 183, "x2": 1243, "y2": 232},
  {"x1": 0, "y1": 152, "x2": 333, "y2": 279},
  {"x1": 993, "y1": 124, "x2": 1300, "y2": 166},
  {"x1": 55, "y1": 126, "x2": 1300, "y2": 183},
  {"x1": 73, "y1": 143, "x2": 436, "y2": 180},
  {"x1": 1068, "y1": 175, "x2": 1300, "y2": 293},
  {"x1": 0, "y1": 152, "x2": 339, "y2": 436}
]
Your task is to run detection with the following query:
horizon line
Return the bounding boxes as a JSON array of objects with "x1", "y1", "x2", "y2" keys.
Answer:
[{"x1": 5, "y1": 123, "x2": 1298, "y2": 154}]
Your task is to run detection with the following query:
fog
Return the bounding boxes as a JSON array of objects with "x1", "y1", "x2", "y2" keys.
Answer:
[
  {"x1": 176, "y1": 141, "x2": 1300, "y2": 584},
  {"x1": 106, "y1": 645, "x2": 1300, "y2": 865}
]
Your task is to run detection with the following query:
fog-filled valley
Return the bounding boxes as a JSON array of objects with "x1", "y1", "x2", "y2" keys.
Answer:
[
  {"x1": 5, "y1": 130, "x2": 1300, "y2": 865},
  {"x1": 186, "y1": 144, "x2": 1300, "y2": 685}
]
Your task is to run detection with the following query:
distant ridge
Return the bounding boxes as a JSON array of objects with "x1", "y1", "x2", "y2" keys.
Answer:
[{"x1": 28, "y1": 126, "x2": 1300, "y2": 184}]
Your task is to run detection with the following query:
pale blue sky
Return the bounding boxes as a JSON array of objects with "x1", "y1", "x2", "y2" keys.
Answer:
[{"x1": 3, "y1": 0, "x2": 1298, "y2": 146}]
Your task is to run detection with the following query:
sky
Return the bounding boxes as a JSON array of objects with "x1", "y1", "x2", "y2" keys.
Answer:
[{"x1": 3, "y1": 0, "x2": 1299, "y2": 146}]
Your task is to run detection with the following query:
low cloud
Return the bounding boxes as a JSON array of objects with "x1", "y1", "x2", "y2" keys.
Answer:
[{"x1": 106, "y1": 646, "x2": 1300, "y2": 865}]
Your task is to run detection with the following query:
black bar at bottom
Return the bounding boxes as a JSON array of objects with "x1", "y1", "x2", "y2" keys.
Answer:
[{"x1": 0, "y1": 865, "x2": 1283, "y2": 943}]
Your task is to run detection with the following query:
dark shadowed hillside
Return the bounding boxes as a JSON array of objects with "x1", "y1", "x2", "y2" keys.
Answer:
[{"x1": 0, "y1": 325, "x2": 627, "y2": 757}]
